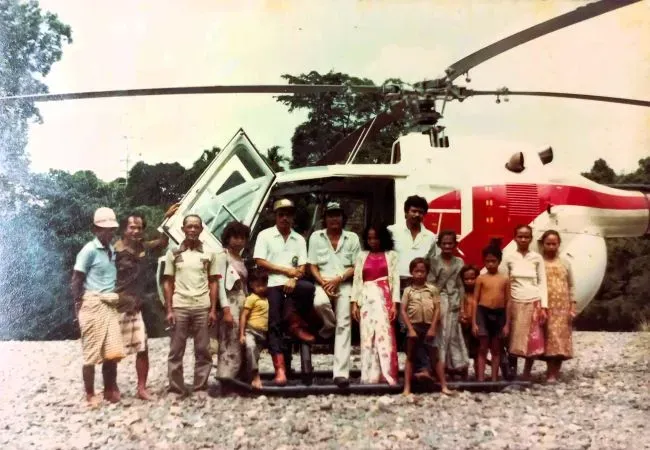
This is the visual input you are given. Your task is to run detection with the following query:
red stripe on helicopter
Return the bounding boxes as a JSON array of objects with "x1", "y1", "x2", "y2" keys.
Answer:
[{"x1": 424, "y1": 184, "x2": 648, "y2": 266}]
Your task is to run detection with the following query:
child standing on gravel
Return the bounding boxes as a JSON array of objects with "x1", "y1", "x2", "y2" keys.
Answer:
[
  {"x1": 239, "y1": 268, "x2": 269, "y2": 389},
  {"x1": 539, "y1": 230, "x2": 576, "y2": 383},
  {"x1": 401, "y1": 258, "x2": 452, "y2": 395},
  {"x1": 473, "y1": 246, "x2": 511, "y2": 381},
  {"x1": 459, "y1": 264, "x2": 480, "y2": 381}
]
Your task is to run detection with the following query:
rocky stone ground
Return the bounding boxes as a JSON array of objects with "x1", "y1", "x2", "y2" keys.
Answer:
[{"x1": 0, "y1": 332, "x2": 648, "y2": 450}]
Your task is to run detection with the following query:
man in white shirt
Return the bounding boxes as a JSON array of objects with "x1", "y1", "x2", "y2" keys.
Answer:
[
  {"x1": 388, "y1": 195, "x2": 437, "y2": 293},
  {"x1": 308, "y1": 202, "x2": 360, "y2": 387},
  {"x1": 253, "y1": 198, "x2": 315, "y2": 386}
]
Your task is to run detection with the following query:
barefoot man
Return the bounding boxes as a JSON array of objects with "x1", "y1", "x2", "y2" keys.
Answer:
[
  {"x1": 72, "y1": 207, "x2": 124, "y2": 406},
  {"x1": 114, "y1": 205, "x2": 177, "y2": 400}
]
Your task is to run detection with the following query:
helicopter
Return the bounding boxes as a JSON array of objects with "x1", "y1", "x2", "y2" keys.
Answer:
[{"x1": 2, "y1": 0, "x2": 649, "y2": 394}]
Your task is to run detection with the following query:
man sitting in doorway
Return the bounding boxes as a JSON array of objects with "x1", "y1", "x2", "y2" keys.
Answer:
[
  {"x1": 253, "y1": 198, "x2": 315, "y2": 386},
  {"x1": 308, "y1": 202, "x2": 360, "y2": 388}
]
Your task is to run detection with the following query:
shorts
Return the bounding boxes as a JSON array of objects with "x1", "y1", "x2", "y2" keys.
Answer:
[
  {"x1": 476, "y1": 306, "x2": 506, "y2": 339},
  {"x1": 408, "y1": 323, "x2": 438, "y2": 358}
]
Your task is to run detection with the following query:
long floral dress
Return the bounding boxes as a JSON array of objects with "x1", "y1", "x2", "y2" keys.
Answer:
[
  {"x1": 427, "y1": 254, "x2": 469, "y2": 371},
  {"x1": 352, "y1": 250, "x2": 400, "y2": 385},
  {"x1": 215, "y1": 252, "x2": 248, "y2": 379},
  {"x1": 543, "y1": 257, "x2": 574, "y2": 360}
]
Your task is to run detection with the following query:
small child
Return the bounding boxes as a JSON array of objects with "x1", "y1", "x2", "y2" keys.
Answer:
[
  {"x1": 401, "y1": 257, "x2": 453, "y2": 395},
  {"x1": 473, "y1": 246, "x2": 511, "y2": 382},
  {"x1": 239, "y1": 268, "x2": 269, "y2": 389},
  {"x1": 459, "y1": 264, "x2": 480, "y2": 380}
]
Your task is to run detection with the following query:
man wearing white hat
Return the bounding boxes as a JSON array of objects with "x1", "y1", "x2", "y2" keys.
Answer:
[
  {"x1": 308, "y1": 202, "x2": 360, "y2": 387},
  {"x1": 71, "y1": 207, "x2": 124, "y2": 406},
  {"x1": 254, "y1": 198, "x2": 315, "y2": 386}
]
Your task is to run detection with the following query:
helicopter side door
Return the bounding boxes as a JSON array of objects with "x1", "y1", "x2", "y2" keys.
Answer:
[{"x1": 156, "y1": 128, "x2": 275, "y2": 302}]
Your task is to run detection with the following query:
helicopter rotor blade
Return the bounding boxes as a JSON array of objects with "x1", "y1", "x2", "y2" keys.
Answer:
[
  {"x1": 422, "y1": 0, "x2": 641, "y2": 88},
  {"x1": 466, "y1": 90, "x2": 650, "y2": 107},
  {"x1": 0, "y1": 84, "x2": 383, "y2": 104}
]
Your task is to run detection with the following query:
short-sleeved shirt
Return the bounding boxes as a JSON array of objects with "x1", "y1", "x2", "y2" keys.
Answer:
[
  {"x1": 253, "y1": 226, "x2": 308, "y2": 287},
  {"x1": 401, "y1": 283, "x2": 440, "y2": 325},
  {"x1": 163, "y1": 243, "x2": 218, "y2": 309},
  {"x1": 388, "y1": 222, "x2": 437, "y2": 278},
  {"x1": 244, "y1": 293, "x2": 269, "y2": 332},
  {"x1": 74, "y1": 238, "x2": 116, "y2": 293},
  {"x1": 308, "y1": 229, "x2": 360, "y2": 278},
  {"x1": 499, "y1": 250, "x2": 548, "y2": 308}
]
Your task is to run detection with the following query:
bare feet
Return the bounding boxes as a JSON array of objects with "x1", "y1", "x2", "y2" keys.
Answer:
[
  {"x1": 251, "y1": 375, "x2": 263, "y2": 390},
  {"x1": 86, "y1": 394, "x2": 102, "y2": 408},
  {"x1": 402, "y1": 389, "x2": 411, "y2": 396},
  {"x1": 441, "y1": 387, "x2": 457, "y2": 396},
  {"x1": 136, "y1": 388, "x2": 153, "y2": 401},
  {"x1": 103, "y1": 388, "x2": 121, "y2": 403}
]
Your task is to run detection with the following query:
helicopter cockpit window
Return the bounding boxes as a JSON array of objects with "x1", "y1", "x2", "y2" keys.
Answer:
[{"x1": 188, "y1": 142, "x2": 274, "y2": 243}]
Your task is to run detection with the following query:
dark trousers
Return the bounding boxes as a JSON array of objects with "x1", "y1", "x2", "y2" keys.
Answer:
[{"x1": 267, "y1": 280, "x2": 315, "y2": 355}]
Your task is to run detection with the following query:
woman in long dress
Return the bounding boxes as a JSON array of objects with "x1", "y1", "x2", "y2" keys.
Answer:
[
  {"x1": 540, "y1": 230, "x2": 576, "y2": 383},
  {"x1": 351, "y1": 223, "x2": 400, "y2": 385},
  {"x1": 426, "y1": 230, "x2": 469, "y2": 376},
  {"x1": 215, "y1": 221, "x2": 251, "y2": 380}
]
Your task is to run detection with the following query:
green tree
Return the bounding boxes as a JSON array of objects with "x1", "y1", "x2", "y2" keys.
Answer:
[
  {"x1": 264, "y1": 145, "x2": 291, "y2": 172},
  {"x1": 126, "y1": 161, "x2": 187, "y2": 206},
  {"x1": 276, "y1": 71, "x2": 407, "y2": 167},
  {"x1": 0, "y1": 0, "x2": 72, "y2": 184},
  {"x1": 581, "y1": 158, "x2": 617, "y2": 184}
]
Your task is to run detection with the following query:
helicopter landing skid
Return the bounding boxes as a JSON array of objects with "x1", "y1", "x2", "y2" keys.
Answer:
[{"x1": 211, "y1": 370, "x2": 532, "y2": 398}]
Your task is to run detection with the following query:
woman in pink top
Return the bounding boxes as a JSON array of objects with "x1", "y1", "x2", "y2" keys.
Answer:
[{"x1": 351, "y1": 224, "x2": 401, "y2": 385}]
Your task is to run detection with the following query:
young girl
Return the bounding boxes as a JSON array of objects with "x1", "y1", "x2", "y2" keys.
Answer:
[
  {"x1": 426, "y1": 230, "x2": 469, "y2": 376},
  {"x1": 540, "y1": 230, "x2": 576, "y2": 383},
  {"x1": 473, "y1": 246, "x2": 510, "y2": 382},
  {"x1": 401, "y1": 258, "x2": 452, "y2": 395},
  {"x1": 500, "y1": 224, "x2": 547, "y2": 381},
  {"x1": 351, "y1": 223, "x2": 400, "y2": 385},
  {"x1": 459, "y1": 264, "x2": 480, "y2": 380},
  {"x1": 239, "y1": 268, "x2": 269, "y2": 389}
]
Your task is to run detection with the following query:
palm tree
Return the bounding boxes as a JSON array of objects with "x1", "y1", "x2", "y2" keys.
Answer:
[{"x1": 264, "y1": 146, "x2": 292, "y2": 172}]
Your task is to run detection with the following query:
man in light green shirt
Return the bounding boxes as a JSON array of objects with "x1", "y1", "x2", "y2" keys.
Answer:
[{"x1": 163, "y1": 214, "x2": 219, "y2": 396}]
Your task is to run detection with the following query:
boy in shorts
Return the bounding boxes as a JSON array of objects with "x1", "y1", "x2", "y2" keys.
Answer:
[
  {"x1": 401, "y1": 258, "x2": 453, "y2": 395},
  {"x1": 239, "y1": 268, "x2": 270, "y2": 389},
  {"x1": 473, "y1": 245, "x2": 511, "y2": 381}
]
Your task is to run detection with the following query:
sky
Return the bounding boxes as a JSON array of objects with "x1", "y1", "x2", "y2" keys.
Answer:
[{"x1": 26, "y1": 0, "x2": 650, "y2": 182}]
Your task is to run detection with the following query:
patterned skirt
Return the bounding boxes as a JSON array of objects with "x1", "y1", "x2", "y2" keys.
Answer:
[
  {"x1": 216, "y1": 288, "x2": 246, "y2": 378},
  {"x1": 509, "y1": 300, "x2": 545, "y2": 358}
]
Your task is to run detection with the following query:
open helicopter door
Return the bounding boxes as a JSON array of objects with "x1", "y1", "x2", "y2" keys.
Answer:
[{"x1": 156, "y1": 129, "x2": 276, "y2": 303}]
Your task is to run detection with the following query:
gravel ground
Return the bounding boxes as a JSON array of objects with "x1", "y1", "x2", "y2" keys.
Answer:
[{"x1": 0, "y1": 332, "x2": 648, "y2": 450}]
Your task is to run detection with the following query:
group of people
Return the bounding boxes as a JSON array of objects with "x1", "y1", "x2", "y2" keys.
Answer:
[{"x1": 73, "y1": 194, "x2": 576, "y2": 406}]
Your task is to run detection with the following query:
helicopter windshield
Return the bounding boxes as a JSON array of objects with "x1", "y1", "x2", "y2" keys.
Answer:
[{"x1": 161, "y1": 130, "x2": 275, "y2": 249}]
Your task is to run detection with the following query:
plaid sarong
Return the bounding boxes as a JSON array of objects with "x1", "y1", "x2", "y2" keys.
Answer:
[
  {"x1": 119, "y1": 311, "x2": 147, "y2": 355},
  {"x1": 79, "y1": 292, "x2": 125, "y2": 365}
]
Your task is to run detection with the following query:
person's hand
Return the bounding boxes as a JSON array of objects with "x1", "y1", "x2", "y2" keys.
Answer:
[
  {"x1": 407, "y1": 328, "x2": 417, "y2": 339},
  {"x1": 283, "y1": 278, "x2": 296, "y2": 294},
  {"x1": 570, "y1": 305, "x2": 577, "y2": 320},
  {"x1": 426, "y1": 327, "x2": 436, "y2": 340},
  {"x1": 222, "y1": 308, "x2": 234, "y2": 327},
  {"x1": 459, "y1": 315, "x2": 468, "y2": 325},
  {"x1": 208, "y1": 309, "x2": 217, "y2": 327},
  {"x1": 351, "y1": 303, "x2": 360, "y2": 322},
  {"x1": 389, "y1": 304, "x2": 397, "y2": 322},
  {"x1": 472, "y1": 323, "x2": 479, "y2": 337},
  {"x1": 167, "y1": 310, "x2": 176, "y2": 327},
  {"x1": 164, "y1": 203, "x2": 181, "y2": 219},
  {"x1": 286, "y1": 268, "x2": 301, "y2": 279},
  {"x1": 323, "y1": 276, "x2": 342, "y2": 297},
  {"x1": 539, "y1": 308, "x2": 548, "y2": 324},
  {"x1": 501, "y1": 324, "x2": 510, "y2": 338},
  {"x1": 239, "y1": 335, "x2": 246, "y2": 345}
]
